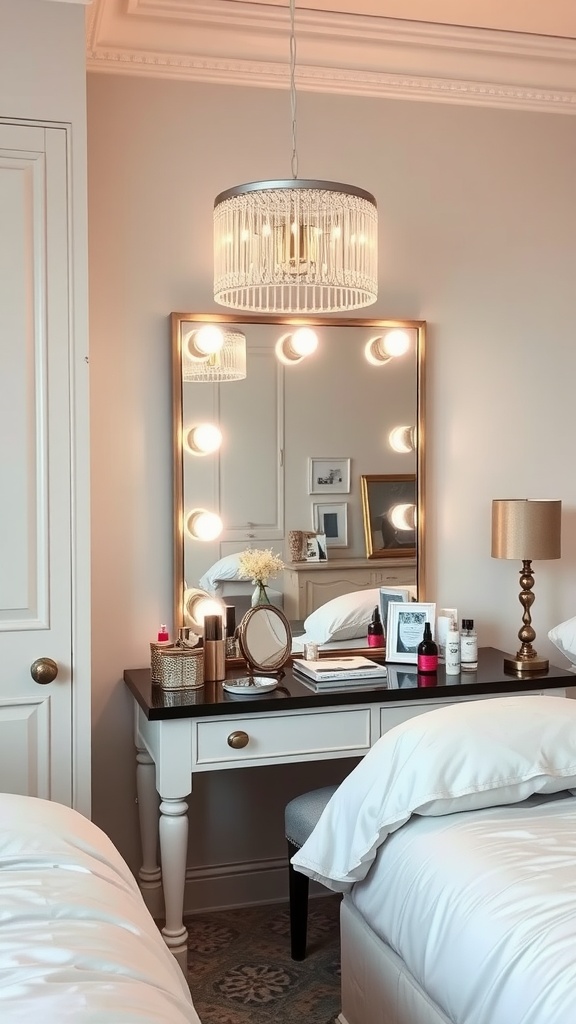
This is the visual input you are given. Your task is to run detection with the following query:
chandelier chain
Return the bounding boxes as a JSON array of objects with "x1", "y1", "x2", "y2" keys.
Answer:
[{"x1": 289, "y1": 0, "x2": 298, "y2": 180}]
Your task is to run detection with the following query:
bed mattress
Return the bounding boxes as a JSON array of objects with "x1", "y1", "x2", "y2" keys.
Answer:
[
  {"x1": 350, "y1": 792, "x2": 576, "y2": 1024},
  {"x1": 0, "y1": 793, "x2": 198, "y2": 1023}
]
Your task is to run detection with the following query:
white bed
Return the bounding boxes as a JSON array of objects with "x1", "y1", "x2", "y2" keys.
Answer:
[
  {"x1": 292, "y1": 694, "x2": 576, "y2": 1024},
  {"x1": 0, "y1": 793, "x2": 199, "y2": 1023}
]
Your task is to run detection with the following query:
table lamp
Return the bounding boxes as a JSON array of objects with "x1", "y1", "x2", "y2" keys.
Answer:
[{"x1": 491, "y1": 499, "x2": 561, "y2": 674}]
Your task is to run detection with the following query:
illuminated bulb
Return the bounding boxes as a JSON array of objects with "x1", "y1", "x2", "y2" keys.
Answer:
[
  {"x1": 187, "y1": 510, "x2": 223, "y2": 541},
  {"x1": 389, "y1": 503, "x2": 417, "y2": 531},
  {"x1": 187, "y1": 424, "x2": 223, "y2": 456},
  {"x1": 184, "y1": 588, "x2": 226, "y2": 631},
  {"x1": 192, "y1": 596, "x2": 224, "y2": 624},
  {"x1": 190, "y1": 325, "x2": 224, "y2": 359},
  {"x1": 389, "y1": 425, "x2": 416, "y2": 454},
  {"x1": 365, "y1": 329, "x2": 411, "y2": 365},
  {"x1": 291, "y1": 328, "x2": 318, "y2": 357},
  {"x1": 275, "y1": 328, "x2": 319, "y2": 365},
  {"x1": 382, "y1": 329, "x2": 410, "y2": 357}
]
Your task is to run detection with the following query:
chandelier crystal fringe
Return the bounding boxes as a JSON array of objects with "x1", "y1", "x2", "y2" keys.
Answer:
[
  {"x1": 212, "y1": 0, "x2": 378, "y2": 314},
  {"x1": 213, "y1": 179, "x2": 377, "y2": 313}
]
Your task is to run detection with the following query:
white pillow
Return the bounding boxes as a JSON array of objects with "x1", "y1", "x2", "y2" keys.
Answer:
[
  {"x1": 291, "y1": 695, "x2": 576, "y2": 893},
  {"x1": 549, "y1": 617, "x2": 576, "y2": 668},
  {"x1": 302, "y1": 588, "x2": 384, "y2": 644},
  {"x1": 199, "y1": 554, "x2": 243, "y2": 594}
]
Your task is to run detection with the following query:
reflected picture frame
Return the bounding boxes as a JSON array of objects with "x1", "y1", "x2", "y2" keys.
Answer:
[
  {"x1": 361, "y1": 473, "x2": 417, "y2": 559},
  {"x1": 312, "y1": 501, "x2": 348, "y2": 548},
  {"x1": 304, "y1": 533, "x2": 328, "y2": 562},
  {"x1": 379, "y1": 586, "x2": 412, "y2": 640},
  {"x1": 308, "y1": 457, "x2": 350, "y2": 495},
  {"x1": 386, "y1": 601, "x2": 436, "y2": 664}
]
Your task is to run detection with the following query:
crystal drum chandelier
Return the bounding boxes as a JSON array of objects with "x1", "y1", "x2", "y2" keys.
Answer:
[{"x1": 213, "y1": 0, "x2": 378, "y2": 314}]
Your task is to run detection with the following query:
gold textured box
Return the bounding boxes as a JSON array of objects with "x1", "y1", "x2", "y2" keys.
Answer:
[
  {"x1": 156, "y1": 647, "x2": 204, "y2": 690},
  {"x1": 150, "y1": 641, "x2": 173, "y2": 683}
]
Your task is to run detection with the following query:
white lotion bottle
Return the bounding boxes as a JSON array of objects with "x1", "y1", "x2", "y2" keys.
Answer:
[{"x1": 445, "y1": 619, "x2": 461, "y2": 675}]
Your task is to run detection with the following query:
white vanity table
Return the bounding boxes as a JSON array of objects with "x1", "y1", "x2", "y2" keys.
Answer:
[
  {"x1": 125, "y1": 648, "x2": 571, "y2": 971},
  {"x1": 282, "y1": 556, "x2": 416, "y2": 619}
]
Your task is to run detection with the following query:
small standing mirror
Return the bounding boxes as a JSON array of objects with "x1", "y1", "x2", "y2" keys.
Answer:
[{"x1": 238, "y1": 606, "x2": 292, "y2": 674}]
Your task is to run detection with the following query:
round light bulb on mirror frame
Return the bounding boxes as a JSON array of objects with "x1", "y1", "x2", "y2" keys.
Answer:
[
  {"x1": 365, "y1": 329, "x2": 411, "y2": 366},
  {"x1": 275, "y1": 328, "x2": 319, "y2": 365},
  {"x1": 388, "y1": 425, "x2": 416, "y2": 454},
  {"x1": 183, "y1": 587, "x2": 226, "y2": 632},
  {"x1": 186, "y1": 509, "x2": 223, "y2": 541},
  {"x1": 186, "y1": 325, "x2": 225, "y2": 362},
  {"x1": 186, "y1": 423, "x2": 223, "y2": 456},
  {"x1": 388, "y1": 502, "x2": 417, "y2": 531}
]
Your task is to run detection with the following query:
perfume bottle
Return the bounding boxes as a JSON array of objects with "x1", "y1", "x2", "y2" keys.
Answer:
[
  {"x1": 417, "y1": 622, "x2": 438, "y2": 673},
  {"x1": 445, "y1": 619, "x2": 461, "y2": 675},
  {"x1": 367, "y1": 606, "x2": 384, "y2": 648},
  {"x1": 460, "y1": 619, "x2": 478, "y2": 671}
]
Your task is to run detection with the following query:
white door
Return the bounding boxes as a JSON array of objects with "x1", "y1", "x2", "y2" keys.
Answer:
[{"x1": 0, "y1": 122, "x2": 76, "y2": 804}]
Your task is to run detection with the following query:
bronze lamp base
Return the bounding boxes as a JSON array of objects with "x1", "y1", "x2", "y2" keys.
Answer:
[{"x1": 503, "y1": 652, "x2": 549, "y2": 675}]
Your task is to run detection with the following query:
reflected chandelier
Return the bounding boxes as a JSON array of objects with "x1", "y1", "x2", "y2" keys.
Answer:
[{"x1": 213, "y1": 0, "x2": 378, "y2": 315}]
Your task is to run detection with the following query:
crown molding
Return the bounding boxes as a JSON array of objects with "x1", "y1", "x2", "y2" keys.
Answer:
[{"x1": 87, "y1": 0, "x2": 576, "y2": 115}]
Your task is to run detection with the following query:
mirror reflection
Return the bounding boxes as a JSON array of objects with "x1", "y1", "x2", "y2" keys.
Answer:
[
  {"x1": 238, "y1": 606, "x2": 292, "y2": 674},
  {"x1": 172, "y1": 314, "x2": 425, "y2": 650}
]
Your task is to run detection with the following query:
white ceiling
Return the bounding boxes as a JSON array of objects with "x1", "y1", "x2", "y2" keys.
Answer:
[{"x1": 86, "y1": 0, "x2": 576, "y2": 114}]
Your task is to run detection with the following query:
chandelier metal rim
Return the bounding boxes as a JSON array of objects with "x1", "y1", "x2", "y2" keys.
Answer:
[{"x1": 214, "y1": 179, "x2": 377, "y2": 208}]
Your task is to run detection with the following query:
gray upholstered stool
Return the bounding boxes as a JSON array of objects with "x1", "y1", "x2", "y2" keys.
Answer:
[{"x1": 285, "y1": 784, "x2": 339, "y2": 960}]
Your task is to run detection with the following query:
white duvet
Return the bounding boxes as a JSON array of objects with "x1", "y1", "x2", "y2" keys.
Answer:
[
  {"x1": 351, "y1": 792, "x2": 576, "y2": 1024},
  {"x1": 0, "y1": 793, "x2": 199, "y2": 1023}
]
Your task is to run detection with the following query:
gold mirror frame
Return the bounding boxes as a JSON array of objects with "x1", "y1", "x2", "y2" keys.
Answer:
[
  {"x1": 237, "y1": 605, "x2": 293, "y2": 674},
  {"x1": 171, "y1": 313, "x2": 426, "y2": 637},
  {"x1": 360, "y1": 473, "x2": 417, "y2": 559}
]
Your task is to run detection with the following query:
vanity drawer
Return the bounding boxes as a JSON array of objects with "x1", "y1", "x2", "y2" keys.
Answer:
[{"x1": 194, "y1": 707, "x2": 372, "y2": 767}]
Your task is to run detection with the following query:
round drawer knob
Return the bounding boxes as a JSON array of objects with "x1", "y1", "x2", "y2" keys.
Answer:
[{"x1": 227, "y1": 730, "x2": 249, "y2": 749}]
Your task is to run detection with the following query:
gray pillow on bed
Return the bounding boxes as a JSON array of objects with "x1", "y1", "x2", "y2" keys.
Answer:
[{"x1": 291, "y1": 694, "x2": 576, "y2": 892}]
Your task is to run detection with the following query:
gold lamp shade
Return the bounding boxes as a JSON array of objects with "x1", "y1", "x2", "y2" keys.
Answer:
[
  {"x1": 491, "y1": 499, "x2": 562, "y2": 674},
  {"x1": 491, "y1": 499, "x2": 561, "y2": 561}
]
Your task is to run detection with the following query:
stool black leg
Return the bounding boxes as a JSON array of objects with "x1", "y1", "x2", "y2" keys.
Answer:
[{"x1": 287, "y1": 839, "x2": 309, "y2": 960}]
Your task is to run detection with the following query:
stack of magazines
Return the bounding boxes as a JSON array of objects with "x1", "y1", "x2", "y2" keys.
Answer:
[{"x1": 293, "y1": 656, "x2": 388, "y2": 690}]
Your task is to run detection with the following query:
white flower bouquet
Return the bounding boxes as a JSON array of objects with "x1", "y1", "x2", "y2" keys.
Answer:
[{"x1": 238, "y1": 548, "x2": 285, "y2": 586}]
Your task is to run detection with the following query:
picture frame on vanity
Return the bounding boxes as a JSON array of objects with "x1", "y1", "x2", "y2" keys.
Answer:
[
  {"x1": 308, "y1": 457, "x2": 350, "y2": 495},
  {"x1": 312, "y1": 501, "x2": 348, "y2": 548},
  {"x1": 386, "y1": 601, "x2": 436, "y2": 664},
  {"x1": 361, "y1": 474, "x2": 417, "y2": 559}
]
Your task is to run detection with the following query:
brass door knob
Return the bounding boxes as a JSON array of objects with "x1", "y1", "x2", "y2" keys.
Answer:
[
  {"x1": 227, "y1": 730, "x2": 249, "y2": 749},
  {"x1": 30, "y1": 657, "x2": 58, "y2": 685}
]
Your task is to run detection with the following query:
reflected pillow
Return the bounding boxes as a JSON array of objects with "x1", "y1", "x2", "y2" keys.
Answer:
[
  {"x1": 549, "y1": 617, "x2": 576, "y2": 668},
  {"x1": 301, "y1": 588, "x2": 383, "y2": 644},
  {"x1": 291, "y1": 695, "x2": 576, "y2": 892},
  {"x1": 199, "y1": 554, "x2": 243, "y2": 594},
  {"x1": 302, "y1": 586, "x2": 415, "y2": 645}
]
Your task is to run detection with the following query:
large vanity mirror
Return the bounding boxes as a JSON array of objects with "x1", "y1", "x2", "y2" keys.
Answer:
[{"x1": 171, "y1": 313, "x2": 425, "y2": 642}]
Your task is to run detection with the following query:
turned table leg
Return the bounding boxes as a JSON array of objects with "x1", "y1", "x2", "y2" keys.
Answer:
[
  {"x1": 136, "y1": 747, "x2": 161, "y2": 897},
  {"x1": 159, "y1": 796, "x2": 189, "y2": 973}
]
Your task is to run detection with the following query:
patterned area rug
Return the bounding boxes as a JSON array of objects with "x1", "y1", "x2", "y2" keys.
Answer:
[{"x1": 185, "y1": 895, "x2": 341, "y2": 1024}]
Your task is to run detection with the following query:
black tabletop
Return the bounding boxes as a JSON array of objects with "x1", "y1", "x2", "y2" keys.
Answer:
[{"x1": 124, "y1": 647, "x2": 574, "y2": 721}]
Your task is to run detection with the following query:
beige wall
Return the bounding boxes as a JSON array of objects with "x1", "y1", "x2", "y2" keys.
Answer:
[{"x1": 88, "y1": 73, "x2": 576, "y2": 905}]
